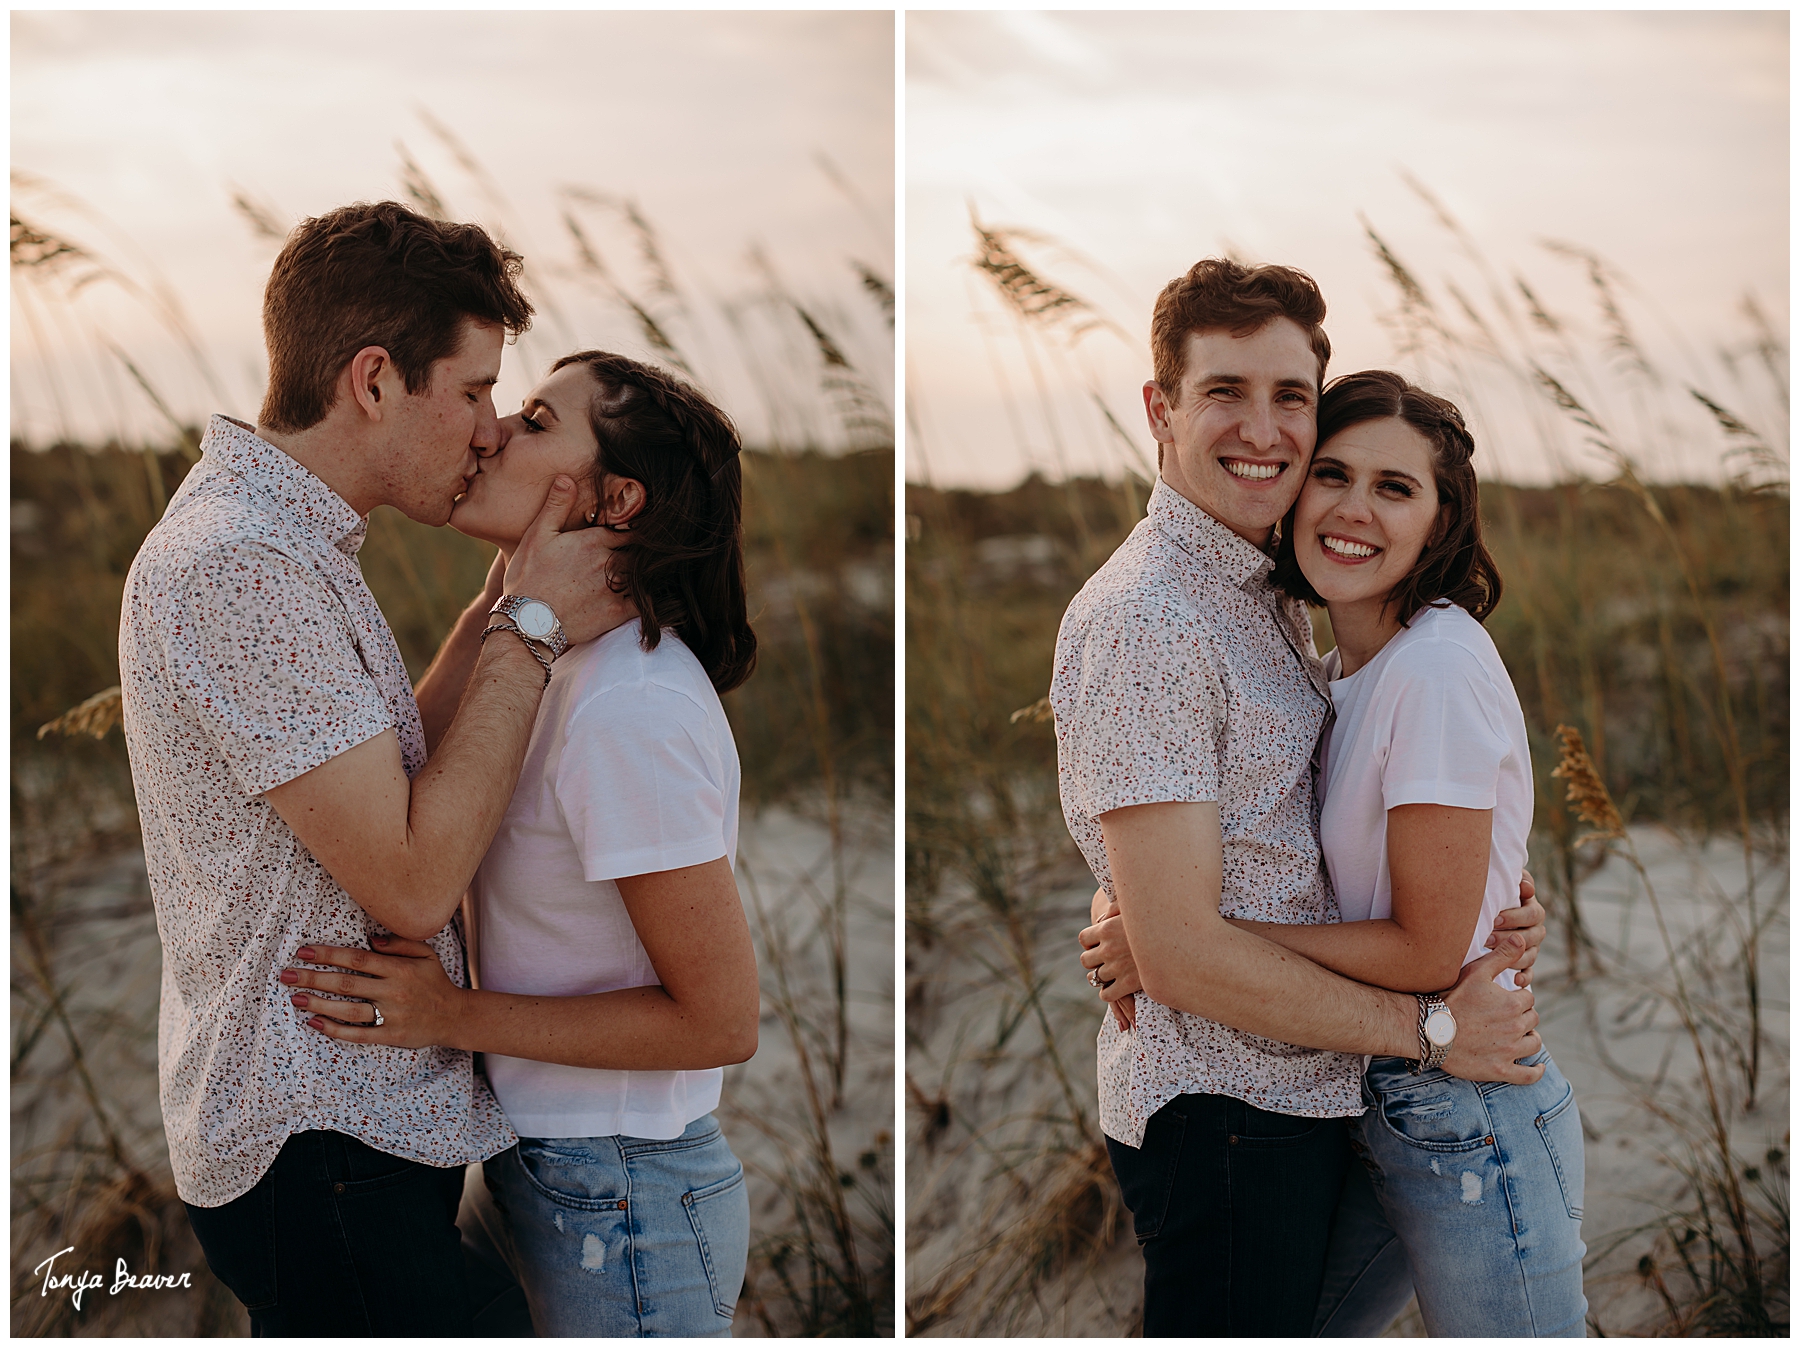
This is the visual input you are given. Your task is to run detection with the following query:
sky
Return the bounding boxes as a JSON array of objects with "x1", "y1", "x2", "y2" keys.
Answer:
[
  {"x1": 12, "y1": 11, "x2": 894, "y2": 452},
  {"x1": 907, "y1": 11, "x2": 1788, "y2": 488}
]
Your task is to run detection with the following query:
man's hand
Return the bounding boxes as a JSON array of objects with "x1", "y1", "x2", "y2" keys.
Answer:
[
  {"x1": 282, "y1": 936, "x2": 464, "y2": 1050},
  {"x1": 1484, "y1": 869, "x2": 1544, "y2": 987},
  {"x1": 1079, "y1": 895, "x2": 1139, "y2": 1030},
  {"x1": 1439, "y1": 937, "x2": 1543, "y2": 1085},
  {"x1": 502, "y1": 476, "x2": 633, "y2": 645}
]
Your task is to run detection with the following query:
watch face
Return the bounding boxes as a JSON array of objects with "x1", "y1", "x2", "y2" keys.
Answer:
[
  {"x1": 1424, "y1": 1008, "x2": 1457, "y2": 1047},
  {"x1": 516, "y1": 601, "x2": 556, "y2": 639}
]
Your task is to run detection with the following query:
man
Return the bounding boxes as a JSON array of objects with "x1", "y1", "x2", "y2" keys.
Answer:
[
  {"x1": 118, "y1": 201, "x2": 624, "y2": 1334},
  {"x1": 1050, "y1": 258, "x2": 1543, "y2": 1336}
]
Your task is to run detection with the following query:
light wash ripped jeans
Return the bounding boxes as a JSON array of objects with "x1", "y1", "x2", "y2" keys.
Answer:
[
  {"x1": 460, "y1": 1114, "x2": 749, "y2": 1337},
  {"x1": 1314, "y1": 1049, "x2": 1588, "y2": 1337}
]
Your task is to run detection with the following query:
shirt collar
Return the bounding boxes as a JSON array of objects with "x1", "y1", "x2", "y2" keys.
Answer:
[
  {"x1": 200, "y1": 414, "x2": 368, "y2": 556},
  {"x1": 1147, "y1": 477, "x2": 1275, "y2": 588}
]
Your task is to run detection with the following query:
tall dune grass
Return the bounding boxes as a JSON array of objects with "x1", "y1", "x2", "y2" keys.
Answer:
[{"x1": 904, "y1": 198, "x2": 1785, "y2": 1334}]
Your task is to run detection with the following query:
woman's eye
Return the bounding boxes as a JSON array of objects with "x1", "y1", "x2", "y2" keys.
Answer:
[
  {"x1": 521, "y1": 414, "x2": 545, "y2": 432},
  {"x1": 1381, "y1": 481, "x2": 1416, "y2": 498}
]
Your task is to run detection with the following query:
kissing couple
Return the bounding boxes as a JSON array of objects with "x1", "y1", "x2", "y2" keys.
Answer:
[{"x1": 121, "y1": 201, "x2": 759, "y2": 1335}]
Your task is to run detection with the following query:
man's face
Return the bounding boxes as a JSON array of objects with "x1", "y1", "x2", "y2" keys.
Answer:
[
  {"x1": 381, "y1": 317, "x2": 504, "y2": 527},
  {"x1": 1144, "y1": 319, "x2": 1319, "y2": 547}
]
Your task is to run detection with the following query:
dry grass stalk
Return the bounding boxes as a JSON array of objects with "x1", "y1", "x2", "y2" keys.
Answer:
[
  {"x1": 1550, "y1": 724, "x2": 1625, "y2": 843},
  {"x1": 36, "y1": 687, "x2": 123, "y2": 742}
]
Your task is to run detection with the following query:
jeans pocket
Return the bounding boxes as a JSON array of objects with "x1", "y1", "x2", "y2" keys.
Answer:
[
  {"x1": 184, "y1": 1189, "x2": 279, "y2": 1312},
  {"x1": 515, "y1": 1139, "x2": 623, "y2": 1211},
  {"x1": 1108, "y1": 1104, "x2": 1186, "y2": 1242},
  {"x1": 684, "y1": 1166, "x2": 749, "y2": 1318},
  {"x1": 1536, "y1": 1080, "x2": 1585, "y2": 1221},
  {"x1": 1373, "y1": 1073, "x2": 1492, "y2": 1151}
]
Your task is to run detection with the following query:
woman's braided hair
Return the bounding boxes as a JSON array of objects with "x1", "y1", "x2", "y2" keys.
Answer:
[{"x1": 552, "y1": 350, "x2": 757, "y2": 693}]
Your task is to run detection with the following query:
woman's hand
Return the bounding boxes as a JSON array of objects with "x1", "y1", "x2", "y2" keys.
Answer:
[
  {"x1": 1079, "y1": 895, "x2": 1140, "y2": 1030},
  {"x1": 281, "y1": 935, "x2": 466, "y2": 1050},
  {"x1": 1485, "y1": 869, "x2": 1544, "y2": 987}
]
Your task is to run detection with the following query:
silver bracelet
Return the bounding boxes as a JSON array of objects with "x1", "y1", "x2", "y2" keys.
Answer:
[{"x1": 480, "y1": 621, "x2": 552, "y2": 688}]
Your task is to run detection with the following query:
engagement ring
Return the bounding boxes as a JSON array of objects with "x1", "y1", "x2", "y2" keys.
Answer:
[
  {"x1": 1086, "y1": 968, "x2": 1102, "y2": 988},
  {"x1": 371, "y1": 1006, "x2": 385, "y2": 1028}
]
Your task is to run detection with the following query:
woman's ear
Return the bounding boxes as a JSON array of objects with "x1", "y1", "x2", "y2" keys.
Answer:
[{"x1": 598, "y1": 473, "x2": 647, "y2": 527}]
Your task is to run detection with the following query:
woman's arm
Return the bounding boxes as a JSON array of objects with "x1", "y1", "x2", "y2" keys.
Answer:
[
  {"x1": 414, "y1": 549, "x2": 507, "y2": 755},
  {"x1": 283, "y1": 855, "x2": 759, "y2": 1070},
  {"x1": 1231, "y1": 803, "x2": 1491, "y2": 992}
]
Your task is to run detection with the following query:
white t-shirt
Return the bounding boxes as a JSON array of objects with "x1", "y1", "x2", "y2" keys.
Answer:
[
  {"x1": 469, "y1": 619, "x2": 740, "y2": 1140},
  {"x1": 1319, "y1": 603, "x2": 1533, "y2": 991}
]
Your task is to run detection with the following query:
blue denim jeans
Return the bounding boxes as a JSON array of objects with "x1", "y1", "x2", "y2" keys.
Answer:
[
  {"x1": 1107, "y1": 1092, "x2": 1351, "y2": 1336},
  {"x1": 460, "y1": 1114, "x2": 749, "y2": 1337},
  {"x1": 1314, "y1": 1050, "x2": 1588, "y2": 1337},
  {"x1": 182, "y1": 1129, "x2": 472, "y2": 1336}
]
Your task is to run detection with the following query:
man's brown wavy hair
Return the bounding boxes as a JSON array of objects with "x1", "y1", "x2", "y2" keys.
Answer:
[
  {"x1": 1150, "y1": 257, "x2": 1332, "y2": 404},
  {"x1": 258, "y1": 201, "x2": 534, "y2": 433},
  {"x1": 1272, "y1": 369, "x2": 1503, "y2": 625}
]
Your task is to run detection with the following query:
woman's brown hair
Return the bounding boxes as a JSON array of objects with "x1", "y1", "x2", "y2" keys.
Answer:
[
  {"x1": 1272, "y1": 369, "x2": 1503, "y2": 624},
  {"x1": 553, "y1": 351, "x2": 756, "y2": 694}
]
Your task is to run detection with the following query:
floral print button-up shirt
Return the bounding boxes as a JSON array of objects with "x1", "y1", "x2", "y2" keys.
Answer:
[
  {"x1": 119, "y1": 414, "x2": 515, "y2": 1207},
  {"x1": 1052, "y1": 479, "x2": 1365, "y2": 1147}
]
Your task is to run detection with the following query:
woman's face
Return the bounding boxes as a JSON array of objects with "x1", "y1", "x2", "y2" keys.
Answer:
[
  {"x1": 1292, "y1": 416, "x2": 1444, "y2": 612},
  {"x1": 450, "y1": 363, "x2": 602, "y2": 549}
]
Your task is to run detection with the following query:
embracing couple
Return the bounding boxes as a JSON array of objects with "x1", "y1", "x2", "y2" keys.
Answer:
[
  {"x1": 119, "y1": 201, "x2": 759, "y2": 1336},
  {"x1": 1056, "y1": 260, "x2": 1587, "y2": 1336}
]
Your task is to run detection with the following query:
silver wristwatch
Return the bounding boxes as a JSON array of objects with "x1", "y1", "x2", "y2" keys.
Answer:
[
  {"x1": 1413, "y1": 993, "x2": 1457, "y2": 1072},
  {"x1": 490, "y1": 594, "x2": 569, "y2": 659}
]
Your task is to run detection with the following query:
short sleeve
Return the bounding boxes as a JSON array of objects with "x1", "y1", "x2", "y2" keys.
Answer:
[
  {"x1": 1055, "y1": 600, "x2": 1227, "y2": 817},
  {"x1": 164, "y1": 542, "x2": 393, "y2": 797},
  {"x1": 555, "y1": 682, "x2": 730, "y2": 882},
  {"x1": 1378, "y1": 639, "x2": 1513, "y2": 812}
]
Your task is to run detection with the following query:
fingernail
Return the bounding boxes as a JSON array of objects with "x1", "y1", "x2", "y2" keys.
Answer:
[
  {"x1": 280, "y1": 970, "x2": 298, "y2": 984},
  {"x1": 372, "y1": 934, "x2": 389, "y2": 946},
  {"x1": 291, "y1": 994, "x2": 308, "y2": 1007},
  {"x1": 296, "y1": 947, "x2": 316, "y2": 960},
  {"x1": 307, "y1": 1017, "x2": 325, "y2": 1030},
  {"x1": 554, "y1": 474, "x2": 572, "y2": 490}
]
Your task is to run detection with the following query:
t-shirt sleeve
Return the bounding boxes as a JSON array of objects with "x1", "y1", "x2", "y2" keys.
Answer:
[
  {"x1": 1056, "y1": 600, "x2": 1227, "y2": 817},
  {"x1": 1378, "y1": 637, "x2": 1514, "y2": 812},
  {"x1": 555, "y1": 682, "x2": 730, "y2": 882},
  {"x1": 163, "y1": 542, "x2": 394, "y2": 798}
]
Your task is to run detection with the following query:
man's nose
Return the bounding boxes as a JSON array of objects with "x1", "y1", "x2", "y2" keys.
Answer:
[
  {"x1": 474, "y1": 398, "x2": 503, "y2": 458},
  {"x1": 1238, "y1": 398, "x2": 1280, "y2": 451}
]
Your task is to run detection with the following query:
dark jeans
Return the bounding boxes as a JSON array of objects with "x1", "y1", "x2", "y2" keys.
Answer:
[
  {"x1": 183, "y1": 1129, "x2": 472, "y2": 1336},
  {"x1": 1107, "y1": 1092, "x2": 1350, "y2": 1337}
]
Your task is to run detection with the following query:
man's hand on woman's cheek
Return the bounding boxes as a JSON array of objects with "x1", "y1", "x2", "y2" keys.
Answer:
[{"x1": 281, "y1": 936, "x2": 463, "y2": 1051}]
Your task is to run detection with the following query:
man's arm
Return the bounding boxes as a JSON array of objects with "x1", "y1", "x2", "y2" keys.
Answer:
[
  {"x1": 267, "y1": 476, "x2": 627, "y2": 940},
  {"x1": 413, "y1": 549, "x2": 505, "y2": 755},
  {"x1": 1101, "y1": 800, "x2": 1542, "y2": 1082}
]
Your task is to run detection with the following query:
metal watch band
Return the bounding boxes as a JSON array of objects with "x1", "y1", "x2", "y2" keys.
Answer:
[
  {"x1": 489, "y1": 594, "x2": 569, "y2": 660},
  {"x1": 1413, "y1": 993, "x2": 1452, "y2": 1073}
]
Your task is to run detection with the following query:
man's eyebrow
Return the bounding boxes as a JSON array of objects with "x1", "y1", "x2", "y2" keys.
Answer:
[{"x1": 1189, "y1": 372, "x2": 1316, "y2": 394}]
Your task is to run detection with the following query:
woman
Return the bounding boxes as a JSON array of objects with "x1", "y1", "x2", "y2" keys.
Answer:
[
  {"x1": 1088, "y1": 370, "x2": 1586, "y2": 1337},
  {"x1": 282, "y1": 351, "x2": 759, "y2": 1337}
]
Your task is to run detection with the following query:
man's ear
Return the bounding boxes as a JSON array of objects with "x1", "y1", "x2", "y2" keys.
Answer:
[
  {"x1": 1142, "y1": 380, "x2": 1176, "y2": 445},
  {"x1": 344, "y1": 346, "x2": 396, "y2": 422},
  {"x1": 598, "y1": 473, "x2": 647, "y2": 527}
]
